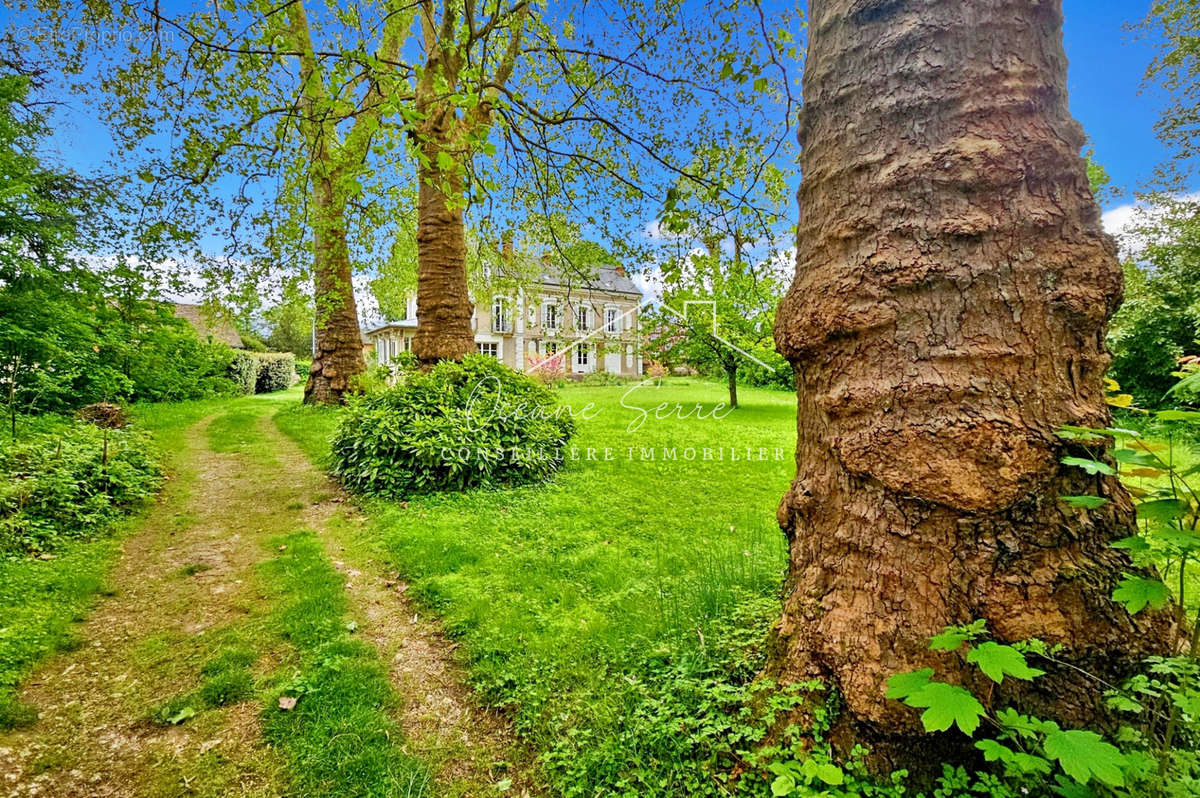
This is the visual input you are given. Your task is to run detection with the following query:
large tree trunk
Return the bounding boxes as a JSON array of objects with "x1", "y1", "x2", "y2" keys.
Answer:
[
  {"x1": 771, "y1": 0, "x2": 1178, "y2": 770},
  {"x1": 412, "y1": 116, "x2": 475, "y2": 366},
  {"x1": 303, "y1": 177, "x2": 366, "y2": 405}
]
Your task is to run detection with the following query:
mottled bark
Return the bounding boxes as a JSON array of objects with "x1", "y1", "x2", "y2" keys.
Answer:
[
  {"x1": 304, "y1": 176, "x2": 365, "y2": 405},
  {"x1": 771, "y1": 0, "x2": 1178, "y2": 768},
  {"x1": 412, "y1": 115, "x2": 475, "y2": 365}
]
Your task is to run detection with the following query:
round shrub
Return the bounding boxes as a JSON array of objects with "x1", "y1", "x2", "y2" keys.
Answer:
[{"x1": 331, "y1": 355, "x2": 575, "y2": 497}]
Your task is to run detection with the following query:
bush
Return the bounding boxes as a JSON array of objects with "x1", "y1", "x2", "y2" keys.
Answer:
[
  {"x1": 331, "y1": 355, "x2": 575, "y2": 497},
  {"x1": 0, "y1": 422, "x2": 163, "y2": 556},
  {"x1": 227, "y1": 351, "x2": 296, "y2": 395},
  {"x1": 254, "y1": 352, "x2": 296, "y2": 394},
  {"x1": 228, "y1": 352, "x2": 258, "y2": 395}
]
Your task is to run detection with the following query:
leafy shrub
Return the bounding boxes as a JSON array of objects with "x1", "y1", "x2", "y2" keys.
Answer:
[
  {"x1": 254, "y1": 352, "x2": 296, "y2": 393},
  {"x1": 228, "y1": 351, "x2": 258, "y2": 395},
  {"x1": 331, "y1": 355, "x2": 575, "y2": 497},
  {"x1": 0, "y1": 423, "x2": 163, "y2": 556},
  {"x1": 227, "y1": 351, "x2": 295, "y2": 395},
  {"x1": 294, "y1": 358, "x2": 312, "y2": 378}
]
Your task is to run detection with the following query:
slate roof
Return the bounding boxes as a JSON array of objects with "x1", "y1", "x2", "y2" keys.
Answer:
[{"x1": 538, "y1": 265, "x2": 641, "y2": 297}]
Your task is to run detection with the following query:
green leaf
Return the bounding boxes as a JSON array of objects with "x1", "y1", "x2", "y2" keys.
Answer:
[
  {"x1": 1112, "y1": 576, "x2": 1171, "y2": 614},
  {"x1": 1061, "y1": 457, "x2": 1116, "y2": 476},
  {"x1": 167, "y1": 706, "x2": 196, "y2": 724},
  {"x1": 1113, "y1": 449, "x2": 1161, "y2": 468},
  {"x1": 1136, "y1": 498, "x2": 1190, "y2": 523},
  {"x1": 885, "y1": 667, "x2": 933, "y2": 700},
  {"x1": 813, "y1": 762, "x2": 844, "y2": 786},
  {"x1": 1156, "y1": 409, "x2": 1200, "y2": 422},
  {"x1": 1061, "y1": 495, "x2": 1108, "y2": 509},
  {"x1": 929, "y1": 629, "x2": 970, "y2": 652},
  {"x1": 753, "y1": 77, "x2": 769, "y2": 92},
  {"x1": 1043, "y1": 729, "x2": 1126, "y2": 786},
  {"x1": 904, "y1": 682, "x2": 987, "y2": 736},
  {"x1": 1057, "y1": 425, "x2": 1114, "y2": 441},
  {"x1": 436, "y1": 150, "x2": 456, "y2": 172},
  {"x1": 770, "y1": 773, "x2": 795, "y2": 796},
  {"x1": 966, "y1": 642, "x2": 1045, "y2": 684},
  {"x1": 1111, "y1": 535, "x2": 1150, "y2": 554},
  {"x1": 975, "y1": 738, "x2": 1016, "y2": 763}
]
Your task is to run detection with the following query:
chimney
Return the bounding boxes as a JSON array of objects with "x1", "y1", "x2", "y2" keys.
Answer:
[
  {"x1": 501, "y1": 230, "x2": 513, "y2": 261},
  {"x1": 615, "y1": 265, "x2": 627, "y2": 278}
]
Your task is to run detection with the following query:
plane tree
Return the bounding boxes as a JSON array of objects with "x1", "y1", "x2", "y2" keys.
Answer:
[
  {"x1": 16, "y1": 0, "x2": 796, "y2": 400},
  {"x1": 770, "y1": 0, "x2": 1179, "y2": 771}
]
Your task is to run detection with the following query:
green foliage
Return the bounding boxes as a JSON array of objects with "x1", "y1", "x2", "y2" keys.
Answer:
[
  {"x1": 228, "y1": 352, "x2": 259, "y2": 395},
  {"x1": 646, "y1": 146, "x2": 793, "y2": 406},
  {"x1": 1112, "y1": 574, "x2": 1173, "y2": 613},
  {"x1": 0, "y1": 397, "x2": 218, "y2": 733},
  {"x1": 1107, "y1": 197, "x2": 1200, "y2": 406},
  {"x1": 228, "y1": 351, "x2": 296, "y2": 395},
  {"x1": 0, "y1": 422, "x2": 163, "y2": 556},
  {"x1": 0, "y1": 71, "x2": 242, "y2": 424},
  {"x1": 1140, "y1": 0, "x2": 1200, "y2": 188},
  {"x1": 254, "y1": 352, "x2": 296, "y2": 394},
  {"x1": 331, "y1": 355, "x2": 574, "y2": 498},
  {"x1": 265, "y1": 280, "x2": 315, "y2": 358},
  {"x1": 886, "y1": 623, "x2": 1143, "y2": 793}
]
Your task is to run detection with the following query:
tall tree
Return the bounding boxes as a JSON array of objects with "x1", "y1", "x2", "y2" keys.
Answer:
[
  {"x1": 14, "y1": 0, "x2": 795, "y2": 386},
  {"x1": 651, "y1": 145, "x2": 791, "y2": 408},
  {"x1": 1141, "y1": 0, "x2": 1200, "y2": 190},
  {"x1": 771, "y1": 0, "x2": 1178, "y2": 770}
]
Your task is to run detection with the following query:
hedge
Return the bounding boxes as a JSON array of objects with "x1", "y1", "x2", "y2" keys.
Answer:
[{"x1": 228, "y1": 351, "x2": 297, "y2": 395}]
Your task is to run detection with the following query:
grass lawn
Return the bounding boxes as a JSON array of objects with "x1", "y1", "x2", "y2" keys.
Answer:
[{"x1": 277, "y1": 377, "x2": 798, "y2": 795}]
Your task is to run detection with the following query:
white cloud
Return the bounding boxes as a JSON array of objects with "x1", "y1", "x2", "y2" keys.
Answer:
[
  {"x1": 1102, "y1": 203, "x2": 1139, "y2": 240},
  {"x1": 1100, "y1": 192, "x2": 1200, "y2": 258},
  {"x1": 631, "y1": 266, "x2": 665, "y2": 305}
]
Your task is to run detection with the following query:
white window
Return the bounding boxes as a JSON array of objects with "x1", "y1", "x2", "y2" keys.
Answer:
[
  {"x1": 543, "y1": 303, "x2": 559, "y2": 331},
  {"x1": 376, "y1": 339, "x2": 386, "y2": 363},
  {"x1": 477, "y1": 342, "x2": 499, "y2": 358},
  {"x1": 492, "y1": 297, "x2": 511, "y2": 333},
  {"x1": 389, "y1": 338, "x2": 398, "y2": 358},
  {"x1": 605, "y1": 307, "x2": 619, "y2": 333},
  {"x1": 576, "y1": 305, "x2": 590, "y2": 331},
  {"x1": 575, "y1": 345, "x2": 589, "y2": 367},
  {"x1": 403, "y1": 336, "x2": 412, "y2": 352}
]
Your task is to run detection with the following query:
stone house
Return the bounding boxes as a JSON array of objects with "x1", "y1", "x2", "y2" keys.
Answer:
[{"x1": 365, "y1": 265, "x2": 644, "y2": 376}]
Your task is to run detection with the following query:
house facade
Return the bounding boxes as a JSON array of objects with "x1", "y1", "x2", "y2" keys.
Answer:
[{"x1": 365, "y1": 266, "x2": 643, "y2": 376}]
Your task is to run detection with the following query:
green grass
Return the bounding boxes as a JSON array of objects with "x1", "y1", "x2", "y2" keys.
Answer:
[
  {"x1": 259, "y1": 529, "x2": 430, "y2": 798},
  {"x1": 278, "y1": 377, "x2": 797, "y2": 795}
]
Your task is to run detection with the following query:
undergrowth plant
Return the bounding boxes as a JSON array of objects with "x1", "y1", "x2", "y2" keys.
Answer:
[{"x1": 880, "y1": 377, "x2": 1200, "y2": 797}]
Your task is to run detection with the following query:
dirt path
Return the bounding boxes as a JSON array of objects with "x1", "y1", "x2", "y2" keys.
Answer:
[
  {"x1": 269, "y1": 415, "x2": 541, "y2": 797},
  {"x1": 0, "y1": 402, "x2": 537, "y2": 798},
  {"x1": 0, "y1": 415, "x2": 288, "y2": 798}
]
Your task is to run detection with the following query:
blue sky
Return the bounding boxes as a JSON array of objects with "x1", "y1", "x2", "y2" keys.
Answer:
[
  {"x1": 1062, "y1": 0, "x2": 1170, "y2": 213},
  {"x1": 6, "y1": 1, "x2": 1171, "y2": 261}
]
